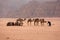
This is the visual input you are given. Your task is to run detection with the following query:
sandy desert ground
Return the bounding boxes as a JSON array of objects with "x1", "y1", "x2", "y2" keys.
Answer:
[{"x1": 0, "y1": 18, "x2": 60, "y2": 40}]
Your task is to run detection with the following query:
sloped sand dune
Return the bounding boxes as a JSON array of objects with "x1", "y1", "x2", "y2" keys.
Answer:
[{"x1": 0, "y1": 18, "x2": 60, "y2": 40}]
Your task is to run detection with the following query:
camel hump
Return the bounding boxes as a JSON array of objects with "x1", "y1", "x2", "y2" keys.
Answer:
[
  {"x1": 17, "y1": 18, "x2": 26, "y2": 22},
  {"x1": 34, "y1": 18, "x2": 40, "y2": 22},
  {"x1": 27, "y1": 18, "x2": 33, "y2": 22}
]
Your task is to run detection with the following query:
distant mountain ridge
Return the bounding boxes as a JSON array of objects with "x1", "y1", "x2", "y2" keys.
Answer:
[{"x1": 0, "y1": 0, "x2": 60, "y2": 18}]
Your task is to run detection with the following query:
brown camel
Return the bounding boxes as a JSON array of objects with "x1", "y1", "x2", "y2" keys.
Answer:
[
  {"x1": 34, "y1": 18, "x2": 40, "y2": 26},
  {"x1": 7, "y1": 22, "x2": 14, "y2": 26},
  {"x1": 40, "y1": 19, "x2": 47, "y2": 26},
  {"x1": 15, "y1": 21, "x2": 23, "y2": 26},
  {"x1": 27, "y1": 18, "x2": 34, "y2": 25},
  {"x1": 15, "y1": 18, "x2": 26, "y2": 26}
]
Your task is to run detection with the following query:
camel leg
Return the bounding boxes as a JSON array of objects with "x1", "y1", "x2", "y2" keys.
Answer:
[
  {"x1": 37, "y1": 22, "x2": 39, "y2": 26},
  {"x1": 27, "y1": 22, "x2": 29, "y2": 26},
  {"x1": 34, "y1": 22, "x2": 38, "y2": 26},
  {"x1": 34, "y1": 22, "x2": 35, "y2": 26},
  {"x1": 29, "y1": 22, "x2": 31, "y2": 25},
  {"x1": 27, "y1": 22, "x2": 31, "y2": 26},
  {"x1": 41, "y1": 22, "x2": 44, "y2": 26}
]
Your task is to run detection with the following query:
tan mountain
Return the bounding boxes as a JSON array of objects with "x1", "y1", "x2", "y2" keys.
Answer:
[{"x1": 1, "y1": 0, "x2": 60, "y2": 18}]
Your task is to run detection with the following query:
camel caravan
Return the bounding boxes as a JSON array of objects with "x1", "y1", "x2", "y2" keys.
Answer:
[{"x1": 7, "y1": 18, "x2": 51, "y2": 26}]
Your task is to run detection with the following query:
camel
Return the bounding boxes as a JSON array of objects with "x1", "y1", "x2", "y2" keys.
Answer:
[
  {"x1": 40, "y1": 19, "x2": 47, "y2": 26},
  {"x1": 7, "y1": 22, "x2": 14, "y2": 26},
  {"x1": 34, "y1": 18, "x2": 40, "y2": 26},
  {"x1": 47, "y1": 21, "x2": 51, "y2": 26},
  {"x1": 27, "y1": 18, "x2": 34, "y2": 25},
  {"x1": 40, "y1": 19, "x2": 45, "y2": 25},
  {"x1": 15, "y1": 18, "x2": 26, "y2": 26},
  {"x1": 14, "y1": 21, "x2": 23, "y2": 26},
  {"x1": 14, "y1": 21, "x2": 20, "y2": 26}
]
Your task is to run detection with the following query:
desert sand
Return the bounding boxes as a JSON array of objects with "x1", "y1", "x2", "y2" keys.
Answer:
[{"x1": 0, "y1": 18, "x2": 60, "y2": 40}]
